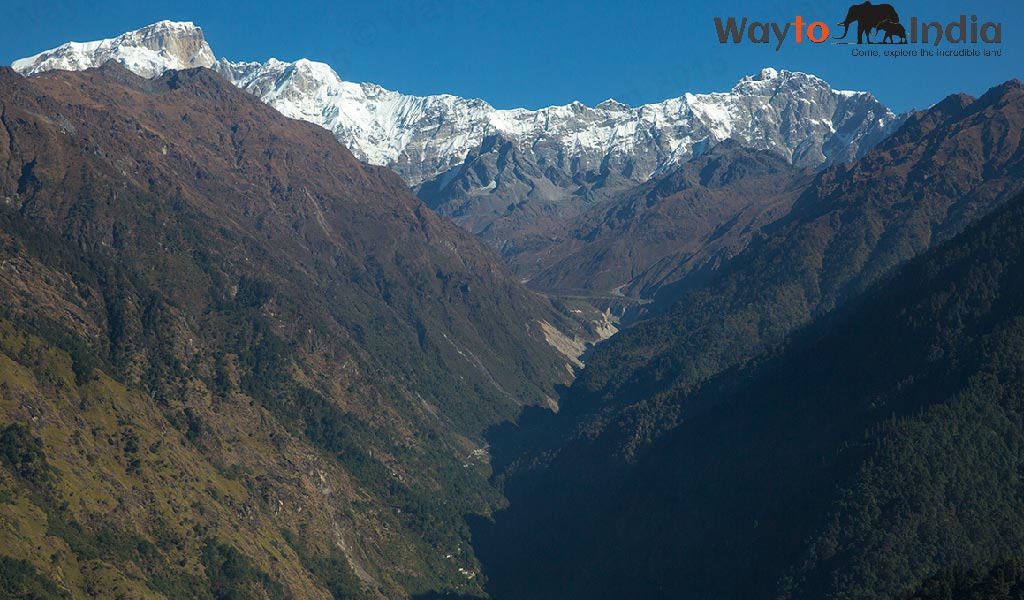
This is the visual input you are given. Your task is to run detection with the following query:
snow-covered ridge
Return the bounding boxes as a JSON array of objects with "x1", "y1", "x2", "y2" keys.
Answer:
[
  {"x1": 211, "y1": 58, "x2": 894, "y2": 186},
  {"x1": 11, "y1": 22, "x2": 899, "y2": 187}
]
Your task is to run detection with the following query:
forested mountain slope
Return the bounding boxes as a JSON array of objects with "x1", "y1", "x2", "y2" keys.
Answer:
[
  {"x1": 480, "y1": 180, "x2": 1024, "y2": 600},
  {"x1": 0, "y1": 62, "x2": 578, "y2": 599}
]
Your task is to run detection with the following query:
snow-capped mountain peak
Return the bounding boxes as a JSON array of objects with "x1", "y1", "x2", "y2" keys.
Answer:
[{"x1": 12, "y1": 21, "x2": 215, "y2": 79}]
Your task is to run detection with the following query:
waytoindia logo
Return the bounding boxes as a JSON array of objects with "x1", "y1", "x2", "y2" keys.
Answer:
[{"x1": 714, "y1": 1, "x2": 1003, "y2": 50}]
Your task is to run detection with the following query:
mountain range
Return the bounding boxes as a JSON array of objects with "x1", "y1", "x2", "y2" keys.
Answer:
[
  {"x1": 12, "y1": 21, "x2": 898, "y2": 182},
  {"x1": 5, "y1": 17, "x2": 1024, "y2": 600},
  {"x1": 12, "y1": 21, "x2": 903, "y2": 289}
]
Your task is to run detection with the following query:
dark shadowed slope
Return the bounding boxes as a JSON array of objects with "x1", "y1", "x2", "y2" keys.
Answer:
[{"x1": 481, "y1": 181, "x2": 1024, "y2": 600}]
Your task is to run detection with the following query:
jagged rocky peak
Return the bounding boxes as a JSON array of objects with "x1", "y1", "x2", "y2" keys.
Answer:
[
  {"x1": 752, "y1": 66, "x2": 780, "y2": 80},
  {"x1": 12, "y1": 20, "x2": 216, "y2": 79}
]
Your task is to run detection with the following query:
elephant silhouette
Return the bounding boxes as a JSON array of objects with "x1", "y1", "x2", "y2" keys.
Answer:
[
  {"x1": 833, "y1": 1, "x2": 900, "y2": 44},
  {"x1": 874, "y1": 19, "x2": 907, "y2": 43}
]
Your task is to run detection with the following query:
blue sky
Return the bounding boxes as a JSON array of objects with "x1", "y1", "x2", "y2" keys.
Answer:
[{"x1": 1, "y1": 0, "x2": 1020, "y2": 113}]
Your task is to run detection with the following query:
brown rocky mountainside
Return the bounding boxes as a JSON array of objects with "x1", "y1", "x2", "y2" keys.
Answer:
[
  {"x1": 0, "y1": 62, "x2": 580, "y2": 599},
  {"x1": 522, "y1": 142, "x2": 814, "y2": 304}
]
